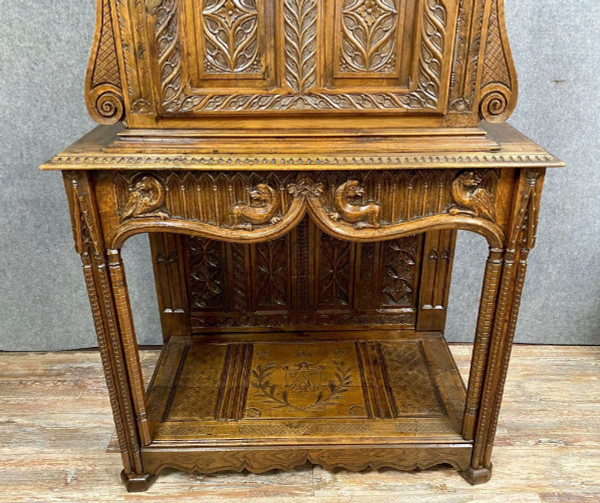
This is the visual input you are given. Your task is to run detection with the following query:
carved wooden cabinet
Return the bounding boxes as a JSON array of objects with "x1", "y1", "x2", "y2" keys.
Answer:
[{"x1": 41, "y1": 0, "x2": 563, "y2": 492}]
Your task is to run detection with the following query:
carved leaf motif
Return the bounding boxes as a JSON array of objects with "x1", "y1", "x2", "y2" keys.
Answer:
[
  {"x1": 284, "y1": 0, "x2": 317, "y2": 92},
  {"x1": 340, "y1": 0, "x2": 399, "y2": 73},
  {"x1": 381, "y1": 239, "x2": 417, "y2": 306},
  {"x1": 202, "y1": 0, "x2": 261, "y2": 73},
  {"x1": 319, "y1": 234, "x2": 352, "y2": 306}
]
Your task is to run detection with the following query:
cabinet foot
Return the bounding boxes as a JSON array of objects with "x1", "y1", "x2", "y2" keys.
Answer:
[
  {"x1": 459, "y1": 465, "x2": 492, "y2": 485},
  {"x1": 121, "y1": 471, "x2": 156, "y2": 492}
]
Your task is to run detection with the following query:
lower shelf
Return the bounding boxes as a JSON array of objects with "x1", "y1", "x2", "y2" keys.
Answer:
[{"x1": 142, "y1": 330, "x2": 472, "y2": 478}]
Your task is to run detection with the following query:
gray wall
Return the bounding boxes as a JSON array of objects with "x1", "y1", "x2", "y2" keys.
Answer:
[{"x1": 0, "y1": 1, "x2": 598, "y2": 351}]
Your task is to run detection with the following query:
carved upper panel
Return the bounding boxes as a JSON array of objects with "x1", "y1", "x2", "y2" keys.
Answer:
[{"x1": 85, "y1": 0, "x2": 518, "y2": 126}]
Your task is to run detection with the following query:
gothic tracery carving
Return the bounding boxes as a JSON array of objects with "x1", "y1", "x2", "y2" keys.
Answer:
[{"x1": 149, "y1": 0, "x2": 448, "y2": 112}]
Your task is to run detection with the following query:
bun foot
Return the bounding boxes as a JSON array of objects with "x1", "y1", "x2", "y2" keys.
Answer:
[
  {"x1": 459, "y1": 465, "x2": 492, "y2": 485},
  {"x1": 121, "y1": 471, "x2": 156, "y2": 492}
]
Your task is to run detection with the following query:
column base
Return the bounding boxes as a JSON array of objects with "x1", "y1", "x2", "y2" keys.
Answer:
[
  {"x1": 459, "y1": 465, "x2": 493, "y2": 485},
  {"x1": 121, "y1": 471, "x2": 157, "y2": 492}
]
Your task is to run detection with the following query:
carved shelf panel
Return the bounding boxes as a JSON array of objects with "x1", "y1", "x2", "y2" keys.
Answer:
[{"x1": 146, "y1": 332, "x2": 467, "y2": 440}]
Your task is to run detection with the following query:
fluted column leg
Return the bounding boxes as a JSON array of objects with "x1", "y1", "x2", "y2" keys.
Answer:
[
  {"x1": 64, "y1": 171, "x2": 155, "y2": 492},
  {"x1": 461, "y1": 168, "x2": 545, "y2": 484}
]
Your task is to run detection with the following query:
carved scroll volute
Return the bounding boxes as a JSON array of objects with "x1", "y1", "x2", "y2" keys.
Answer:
[
  {"x1": 121, "y1": 175, "x2": 168, "y2": 221},
  {"x1": 329, "y1": 180, "x2": 383, "y2": 229},
  {"x1": 477, "y1": 0, "x2": 518, "y2": 123},
  {"x1": 85, "y1": 0, "x2": 125, "y2": 125},
  {"x1": 231, "y1": 184, "x2": 281, "y2": 230},
  {"x1": 450, "y1": 171, "x2": 496, "y2": 221}
]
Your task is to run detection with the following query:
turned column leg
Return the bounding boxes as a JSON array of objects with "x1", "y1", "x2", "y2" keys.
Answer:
[
  {"x1": 461, "y1": 168, "x2": 545, "y2": 484},
  {"x1": 64, "y1": 172, "x2": 155, "y2": 492}
]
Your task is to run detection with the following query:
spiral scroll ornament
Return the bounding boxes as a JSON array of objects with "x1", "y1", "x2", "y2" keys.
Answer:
[
  {"x1": 479, "y1": 84, "x2": 514, "y2": 123},
  {"x1": 89, "y1": 85, "x2": 125, "y2": 125}
]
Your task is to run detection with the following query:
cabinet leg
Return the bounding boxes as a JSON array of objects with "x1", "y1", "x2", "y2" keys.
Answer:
[
  {"x1": 121, "y1": 471, "x2": 157, "y2": 492},
  {"x1": 459, "y1": 465, "x2": 493, "y2": 485},
  {"x1": 463, "y1": 168, "x2": 544, "y2": 476},
  {"x1": 65, "y1": 171, "x2": 150, "y2": 484}
]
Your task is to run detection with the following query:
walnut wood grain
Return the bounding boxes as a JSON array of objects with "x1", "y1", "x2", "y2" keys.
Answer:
[{"x1": 45, "y1": 0, "x2": 563, "y2": 492}]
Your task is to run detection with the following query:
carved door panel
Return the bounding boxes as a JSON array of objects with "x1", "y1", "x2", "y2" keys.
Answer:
[{"x1": 142, "y1": 0, "x2": 459, "y2": 116}]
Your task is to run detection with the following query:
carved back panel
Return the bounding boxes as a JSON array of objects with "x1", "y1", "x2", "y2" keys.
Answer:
[
  {"x1": 149, "y1": 222, "x2": 457, "y2": 335},
  {"x1": 86, "y1": 0, "x2": 517, "y2": 128}
]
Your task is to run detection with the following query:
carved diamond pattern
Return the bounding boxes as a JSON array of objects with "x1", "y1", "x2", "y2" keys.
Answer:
[
  {"x1": 93, "y1": 0, "x2": 120, "y2": 87},
  {"x1": 380, "y1": 342, "x2": 445, "y2": 416},
  {"x1": 481, "y1": 0, "x2": 510, "y2": 87}
]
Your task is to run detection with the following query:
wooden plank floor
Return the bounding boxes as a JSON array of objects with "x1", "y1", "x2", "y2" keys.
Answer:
[{"x1": 0, "y1": 345, "x2": 599, "y2": 502}]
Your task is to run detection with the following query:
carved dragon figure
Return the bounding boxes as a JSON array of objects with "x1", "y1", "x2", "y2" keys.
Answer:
[
  {"x1": 329, "y1": 180, "x2": 382, "y2": 229},
  {"x1": 449, "y1": 171, "x2": 496, "y2": 221},
  {"x1": 231, "y1": 183, "x2": 281, "y2": 229},
  {"x1": 121, "y1": 175, "x2": 168, "y2": 220}
]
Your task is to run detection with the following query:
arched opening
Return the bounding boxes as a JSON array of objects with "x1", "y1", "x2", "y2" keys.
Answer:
[{"x1": 113, "y1": 212, "x2": 504, "y2": 478}]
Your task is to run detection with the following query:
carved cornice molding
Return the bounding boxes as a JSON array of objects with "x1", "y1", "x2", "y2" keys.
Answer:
[{"x1": 46, "y1": 152, "x2": 562, "y2": 170}]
